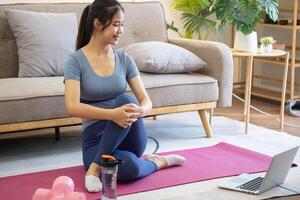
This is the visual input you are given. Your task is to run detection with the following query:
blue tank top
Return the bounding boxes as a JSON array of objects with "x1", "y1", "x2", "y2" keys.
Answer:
[{"x1": 64, "y1": 48, "x2": 139, "y2": 129}]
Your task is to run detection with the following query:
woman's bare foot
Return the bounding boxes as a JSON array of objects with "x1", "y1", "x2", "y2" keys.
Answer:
[
  {"x1": 86, "y1": 163, "x2": 101, "y2": 177},
  {"x1": 85, "y1": 163, "x2": 102, "y2": 193}
]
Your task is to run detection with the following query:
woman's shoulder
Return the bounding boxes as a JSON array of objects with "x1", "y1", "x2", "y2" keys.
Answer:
[
  {"x1": 115, "y1": 48, "x2": 125, "y2": 56},
  {"x1": 64, "y1": 50, "x2": 83, "y2": 69},
  {"x1": 68, "y1": 49, "x2": 82, "y2": 60},
  {"x1": 115, "y1": 48, "x2": 134, "y2": 63},
  {"x1": 115, "y1": 47, "x2": 132, "y2": 58},
  {"x1": 65, "y1": 49, "x2": 84, "y2": 66}
]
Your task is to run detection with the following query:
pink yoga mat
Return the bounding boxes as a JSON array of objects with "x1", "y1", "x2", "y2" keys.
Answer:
[{"x1": 0, "y1": 142, "x2": 272, "y2": 200}]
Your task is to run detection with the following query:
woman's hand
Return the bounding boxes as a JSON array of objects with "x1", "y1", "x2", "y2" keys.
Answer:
[
  {"x1": 125, "y1": 103, "x2": 144, "y2": 118},
  {"x1": 110, "y1": 105, "x2": 140, "y2": 128}
]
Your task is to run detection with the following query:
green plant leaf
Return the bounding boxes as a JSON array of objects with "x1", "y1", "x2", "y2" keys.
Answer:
[
  {"x1": 259, "y1": 0, "x2": 279, "y2": 21},
  {"x1": 215, "y1": 0, "x2": 236, "y2": 23},
  {"x1": 215, "y1": 0, "x2": 278, "y2": 35},
  {"x1": 167, "y1": 23, "x2": 178, "y2": 32},
  {"x1": 171, "y1": 0, "x2": 210, "y2": 14},
  {"x1": 170, "y1": 0, "x2": 279, "y2": 38},
  {"x1": 182, "y1": 13, "x2": 217, "y2": 33},
  {"x1": 234, "y1": 0, "x2": 260, "y2": 25}
]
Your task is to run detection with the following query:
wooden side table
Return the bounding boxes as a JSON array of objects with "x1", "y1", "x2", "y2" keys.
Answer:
[{"x1": 232, "y1": 49, "x2": 289, "y2": 134}]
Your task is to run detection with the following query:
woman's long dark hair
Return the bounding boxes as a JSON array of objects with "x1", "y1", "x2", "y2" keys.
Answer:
[{"x1": 76, "y1": 0, "x2": 124, "y2": 50}]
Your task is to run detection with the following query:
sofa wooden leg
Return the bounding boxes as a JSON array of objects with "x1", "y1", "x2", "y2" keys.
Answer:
[
  {"x1": 198, "y1": 110, "x2": 213, "y2": 138},
  {"x1": 209, "y1": 108, "x2": 213, "y2": 125},
  {"x1": 55, "y1": 127, "x2": 61, "y2": 141},
  {"x1": 153, "y1": 116, "x2": 157, "y2": 120}
]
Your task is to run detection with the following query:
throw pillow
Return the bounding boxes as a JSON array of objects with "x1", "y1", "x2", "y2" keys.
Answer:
[
  {"x1": 4, "y1": 9, "x2": 77, "y2": 77},
  {"x1": 121, "y1": 41, "x2": 206, "y2": 73}
]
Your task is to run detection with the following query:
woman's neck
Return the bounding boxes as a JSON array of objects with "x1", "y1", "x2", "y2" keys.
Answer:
[{"x1": 85, "y1": 36, "x2": 111, "y2": 56}]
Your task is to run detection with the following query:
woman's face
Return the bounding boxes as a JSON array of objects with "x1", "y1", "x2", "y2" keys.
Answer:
[{"x1": 99, "y1": 10, "x2": 124, "y2": 45}]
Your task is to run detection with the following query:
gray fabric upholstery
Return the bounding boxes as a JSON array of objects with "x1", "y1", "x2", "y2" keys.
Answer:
[
  {"x1": 0, "y1": 77, "x2": 66, "y2": 123},
  {"x1": 0, "y1": 2, "x2": 168, "y2": 78},
  {"x1": 0, "y1": 96, "x2": 67, "y2": 124},
  {"x1": 168, "y1": 38, "x2": 233, "y2": 107},
  {"x1": 5, "y1": 9, "x2": 77, "y2": 77},
  {"x1": 0, "y1": 77, "x2": 64, "y2": 101},
  {"x1": 0, "y1": 74, "x2": 218, "y2": 124},
  {"x1": 136, "y1": 73, "x2": 218, "y2": 108},
  {"x1": 121, "y1": 41, "x2": 206, "y2": 73}
]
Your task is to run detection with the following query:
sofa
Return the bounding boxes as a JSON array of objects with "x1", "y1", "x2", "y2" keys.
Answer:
[{"x1": 0, "y1": 1, "x2": 233, "y2": 139}]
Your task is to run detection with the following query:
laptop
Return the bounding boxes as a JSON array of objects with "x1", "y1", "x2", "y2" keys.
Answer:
[{"x1": 218, "y1": 146, "x2": 299, "y2": 194}]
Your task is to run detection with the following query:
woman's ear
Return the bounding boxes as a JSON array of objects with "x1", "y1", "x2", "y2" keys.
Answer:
[{"x1": 93, "y1": 18, "x2": 103, "y2": 32}]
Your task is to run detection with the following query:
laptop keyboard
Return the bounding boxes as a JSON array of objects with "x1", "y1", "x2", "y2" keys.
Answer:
[{"x1": 236, "y1": 177, "x2": 264, "y2": 192}]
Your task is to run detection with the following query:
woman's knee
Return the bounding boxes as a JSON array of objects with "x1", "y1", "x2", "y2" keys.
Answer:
[
  {"x1": 114, "y1": 94, "x2": 138, "y2": 107},
  {"x1": 118, "y1": 165, "x2": 140, "y2": 182}
]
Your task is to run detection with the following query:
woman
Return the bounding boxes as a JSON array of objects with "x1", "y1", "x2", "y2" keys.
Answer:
[{"x1": 64, "y1": 0, "x2": 186, "y2": 193}]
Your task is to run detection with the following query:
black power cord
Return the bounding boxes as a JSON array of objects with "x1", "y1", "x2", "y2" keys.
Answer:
[{"x1": 147, "y1": 136, "x2": 160, "y2": 154}]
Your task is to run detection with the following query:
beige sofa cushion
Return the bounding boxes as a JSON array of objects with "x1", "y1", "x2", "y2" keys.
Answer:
[
  {"x1": 4, "y1": 9, "x2": 77, "y2": 77},
  {"x1": 0, "y1": 74, "x2": 218, "y2": 124},
  {"x1": 122, "y1": 41, "x2": 206, "y2": 73}
]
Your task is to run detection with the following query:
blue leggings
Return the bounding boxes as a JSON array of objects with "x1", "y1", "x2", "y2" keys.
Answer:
[{"x1": 82, "y1": 94, "x2": 157, "y2": 182}]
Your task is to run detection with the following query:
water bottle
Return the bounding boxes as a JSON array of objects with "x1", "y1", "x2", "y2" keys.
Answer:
[{"x1": 100, "y1": 155, "x2": 123, "y2": 200}]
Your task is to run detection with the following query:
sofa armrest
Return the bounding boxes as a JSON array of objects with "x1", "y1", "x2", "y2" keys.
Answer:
[{"x1": 168, "y1": 38, "x2": 233, "y2": 107}]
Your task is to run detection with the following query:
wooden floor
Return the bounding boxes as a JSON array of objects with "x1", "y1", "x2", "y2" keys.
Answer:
[{"x1": 214, "y1": 95, "x2": 300, "y2": 137}]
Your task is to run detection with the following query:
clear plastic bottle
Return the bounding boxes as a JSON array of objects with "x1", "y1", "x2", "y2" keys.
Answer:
[{"x1": 100, "y1": 155, "x2": 123, "y2": 200}]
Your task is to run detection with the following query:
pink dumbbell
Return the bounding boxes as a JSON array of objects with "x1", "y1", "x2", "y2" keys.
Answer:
[
  {"x1": 32, "y1": 188, "x2": 54, "y2": 200},
  {"x1": 32, "y1": 176, "x2": 86, "y2": 200},
  {"x1": 52, "y1": 176, "x2": 75, "y2": 196}
]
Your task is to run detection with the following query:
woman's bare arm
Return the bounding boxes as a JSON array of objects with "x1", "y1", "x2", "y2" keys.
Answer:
[
  {"x1": 128, "y1": 76, "x2": 152, "y2": 117},
  {"x1": 65, "y1": 80, "x2": 113, "y2": 120}
]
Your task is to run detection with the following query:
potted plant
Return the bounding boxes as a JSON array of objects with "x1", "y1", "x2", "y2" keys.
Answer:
[
  {"x1": 215, "y1": 0, "x2": 279, "y2": 52},
  {"x1": 170, "y1": 0, "x2": 278, "y2": 47},
  {"x1": 170, "y1": 0, "x2": 224, "y2": 40},
  {"x1": 260, "y1": 36, "x2": 276, "y2": 53}
]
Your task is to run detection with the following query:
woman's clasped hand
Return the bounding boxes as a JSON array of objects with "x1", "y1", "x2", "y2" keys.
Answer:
[{"x1": 110, "y1": 103, "x2": 143, "y2": 128}]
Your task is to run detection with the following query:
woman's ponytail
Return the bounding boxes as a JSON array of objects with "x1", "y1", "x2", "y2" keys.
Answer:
[{"x1": 76, "y1": 5, "x2": 91, "y2": 50}]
